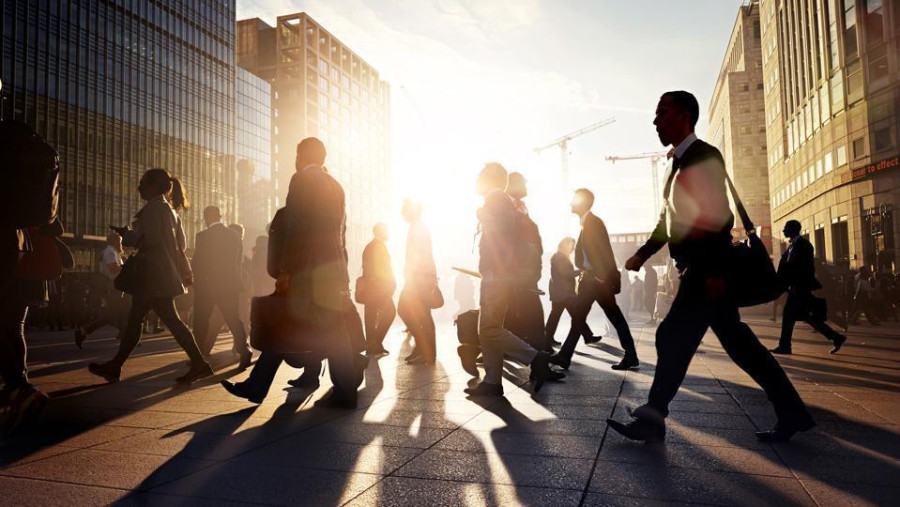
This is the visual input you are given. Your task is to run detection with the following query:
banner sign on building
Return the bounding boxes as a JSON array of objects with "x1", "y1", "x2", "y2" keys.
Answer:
[{"x1": 851, "y1": 155, "x2": 900, "y2": 181}]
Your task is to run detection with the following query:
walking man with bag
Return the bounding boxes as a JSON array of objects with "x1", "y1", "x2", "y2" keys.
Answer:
[
  {"x1": 770, "y1": 220, "x2": 847, "y2": 355},
  {"x1": 221, "y1": 137, "x2": 362, "y2": 408},
  {"x1": 608, "y1": 91, "x2": 814, "y2": 443}
]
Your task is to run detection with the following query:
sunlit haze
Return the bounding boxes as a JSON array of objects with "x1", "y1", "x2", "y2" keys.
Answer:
[{"x1": 238, "y1": 0, "x2": 748, "y2": 276}]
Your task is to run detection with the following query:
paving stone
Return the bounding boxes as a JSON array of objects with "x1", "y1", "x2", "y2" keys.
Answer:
[
  {"x1": 233, "y1": 438, "x2": 422, "y2": 474},
  {"x1": 394, "y1": 449, "x2": 593, "y2": 490},
  {"x1": 346, "y1": 477, "x2": 582, "y2": 507},
  {"x1": 434, "y1": 430, "x2": 601, "y2": 459},
  {"x1": 0, "y1": 475, "x2": 126, "y2": 506}
]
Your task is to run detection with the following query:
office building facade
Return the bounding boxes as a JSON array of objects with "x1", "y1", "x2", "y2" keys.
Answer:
[
  {"x1": 0, "y1": 0, "x2": 237, "y2": 268},
  {"x1": 760, "y1": 0, "x2": 900, "y2": 272},
  {"x1": 708, "y1": 1, "x2": 775, "y2": 252},
  {"x1": 237, "y1": 12, "x2": 391, "y2": 270},
  {"x1": 235, "y1": 67, "x2": 273, "y2": 246}
]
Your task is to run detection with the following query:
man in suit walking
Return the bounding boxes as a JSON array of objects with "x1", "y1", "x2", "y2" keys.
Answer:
[
  {"x1": 192, "y1": 206, "x2": 252, "y2": 369},
  {"x1": 771, "y1": 220, "x2": 847, "y2": 355},
  {"x1": 221, "y1": 137, "x2": 362, "y2": 408},
  {"x1": 609, "y1": 90, "x2": 813, "y2": 443},
  {"x1": 550, "y1": 188, "x2": 639, "y2": 370}
]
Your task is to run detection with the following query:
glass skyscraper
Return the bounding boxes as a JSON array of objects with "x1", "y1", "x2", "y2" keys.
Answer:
[{"x1": 1, "y1": 0, "x2": 238, "y2": 267}]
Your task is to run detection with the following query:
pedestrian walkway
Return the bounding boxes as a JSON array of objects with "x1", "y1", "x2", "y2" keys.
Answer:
[{"x1": 1, "y1": 313, "x2": 898, "y2": 506}]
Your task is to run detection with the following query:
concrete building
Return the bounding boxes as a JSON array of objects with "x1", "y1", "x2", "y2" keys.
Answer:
[
  {"x1": 236, "y1": 12, "x2": 391, "y2": 270},
  {"x1": 235, "y1": 67, "x2": 273, "y2": 248},
  {"x1": 0, "y1": 0, "x2": 238, "y2": 268},
  {"x1": 708, "y1": 1, "x2": 774, "y2": 252},
  {"x1": 760, "y1": 0, "x2": 900, "y2": 273}
]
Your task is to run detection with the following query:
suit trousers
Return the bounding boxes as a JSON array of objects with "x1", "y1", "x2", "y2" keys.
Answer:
[
  {"x1": 364, "y1": 297, "x2": 396, "y2": 352},
  {"x1": 113, "y1": 296, "x2": 206, "y2": 367},
  {"x1": 545, "y1": 298, "x2": 593, "y2": 342},
  {"x1": 193, "y1": 287, "x2": 250, "y2": 357},
  {"x1": 779, "y1": 292, "x2": 843, "y2": 349},
  {"x1": 479, "y1": 279, "x2": 539, "y2": 385},
  {"x1": 643, "y1": 272, "x2": 811, "y2": 424},
  {"x1": 0, "y1": 300, "x2": 29, "y2": 389},
  {"x1": 559, "y1": 277, "x2": 637, "y2": 361},
  {"x1": 505, "y1": 286, "x2": 549, "y2": 351}
]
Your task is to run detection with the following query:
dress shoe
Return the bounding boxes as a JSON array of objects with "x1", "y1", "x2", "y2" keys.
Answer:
[
  {"x1": 606, "y1": 417, "x2": 665, "y2": 443},
  {"x1": 366, "y1": 347, "x2": 389, "y2": 357},
  {"x1": 457, "y1": 344, "x2": 480, "y2": 377},
  {"x1": 176, "y1": 363, "x2": 214, "y2": 384},
  {"x1": 530, "y1": 352, "x2": 566, "y2": 392},
  {"x1": 221, "y1": 380, "x2": 264, "y2": 404},
  {"x1": 464, "y1": 382, "x2": 504, "y2": 397},
  {"x1": 237, "y1": 352, "x2": 253, "y2": 370},
  {"x1": 584, "y1": 335, "x2": 603, "y2": 345},
  {"x1": 830, "y1": 334, "x2": 847, "y2": 355},
  {"x1": 2, "y1": 385, "x2": 49, "y2": 436},
  {"x1": 611, "y1": 356, "x2": 640, "y2": 371},
  {"x1": 314, "y1": 390, "x2": 357, "y2": 409},
  {"x1": 88, "y1": 362, "x2": 121, "y2": 383},
  {"x1": 74, "y1": 327, "x2": 87, "y2": 349},
  {"x1": 406, "y1": 355, "x2": 435, "y2": 366},
  {"x1": 548, "y1": 353, "x2": 571, "y2": 370},
  {"x1": 769, "y1": 346, "x2": 792, "y2": 355},
  {"x1": 287, "y1": 371, "x2": 320, "y2": 389},
  {"x1": 550, "y1": 339, "x2": 562, "y2": 347},
  {"x1": 755, "y1": 418, "x2": 816, "y2": 442}
]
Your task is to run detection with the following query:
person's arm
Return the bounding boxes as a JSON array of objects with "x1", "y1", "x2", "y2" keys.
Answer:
[
  {"x1": 629, "y1": 213, "x2": 668, "y2": 271},
  {"x1": 175, "y1": 215, "x2": 192, "y2": 286},
  {"x1": 591, "y1": 218, "x2": 619, "y2": 284}
]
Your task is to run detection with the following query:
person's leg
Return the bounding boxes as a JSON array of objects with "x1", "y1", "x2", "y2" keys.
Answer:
[
  {"x1": 364, "y1": 303, "x2": 378, "y2": 351},
  {"x1": 0, "y1": 301, "x2": 30, "y2": 389},
  {"x1": 478, "y1": 280, "x2": 538, "y2": 386},
  {"x1": 599, "y1": 291, "x2": 638, "y2": 360},
  {"x1": 111, "y1": 296, "x2": 152, "y2": 366},
  {"x1": 545, "y1": 301, "x2": 564, "y2": 341},
  {"x1": 322, "y1": 304, "x2": 363, "y2": 401},
  {"x1": 557, "y1": 284, "x2": 595, "y2": 360},
  {"x1": 192, "y1": 292, "x2": 215, "y2": 356},
  {"x1": 218, "y1": 291, "x2": 250, "y2": 356},
  {"x1": 151, "y1": 298, "x2": 206, "y2": 366},
  {"x1": 778, "y1": 294, "x2": 798, "y2": 350},
  {"x1": 422, "y1": 307, "x2": 436, "y2": 362},
  {"x1": 374, "y1": 298, "x2": 396, "y2": 349},
  {"x1": 807, "y1": 318, "x2": 845, "y2": 343},
  {"x1": 711, "y1": 299, "x2": 812, "y2": 425},
  {"x1": 345, "y1": 301, "x2": 367, "y2": 355},
  {"x1": 644, "y1": 280, "x2": 709, "y2": 418},
  {"x1": 243, "y1": 352, "x2": 284, "y2": 397}
]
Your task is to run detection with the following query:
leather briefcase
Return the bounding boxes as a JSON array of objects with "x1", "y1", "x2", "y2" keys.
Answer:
[{"x1": 250, "y1": 294, "x2": 328, "y2": 354}]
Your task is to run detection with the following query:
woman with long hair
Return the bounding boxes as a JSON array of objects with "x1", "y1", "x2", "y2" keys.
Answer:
[{"x1": 88, "y1": 169, "x2": 213, "y2": 383}]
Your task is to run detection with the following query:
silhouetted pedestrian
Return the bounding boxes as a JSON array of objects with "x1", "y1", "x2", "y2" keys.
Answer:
[
  {"x1": 398, "y1": 200, "x2": 439, "y2": 365},
  {"x1": 191, "y1": 206, "x2": 252, "y2": 368},
  {"x1": 464, "y1": 162, "x2": 563, "y2": 397},
  {"x1": 551, "y1": 189, "x2": 639, "y2": 371},
  {"x1": 643, "y1": 265, "x2": 658, "y2": 323},
  {"x1": 609, "y1": 91, "x2": 813, "y2": 443},
  {"x1": 545, "y1": 237, "x2": 597, "y2": 346},
  {"x1": 88, "y1": 169, "x2": 213, "y2": 384},
  {"x1": 74, "y1": 232, "x2": 127, "y2": 348},
  {"x1": 770, "y1": 220, "x2": 847, "y2": 355},
  {"x1": 361, "y1": 223, "x2": 397, "y2": 356},
  {"x1": 251, "y1": 234, "x2": 275, "y2": 297},
  {"x1": 221, "y1": 137, "x2": 362, "y2": 408}
]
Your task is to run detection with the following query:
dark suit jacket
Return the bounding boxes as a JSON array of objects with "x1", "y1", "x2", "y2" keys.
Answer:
[
  {"x1": 575, "y1": 212, "x2": 619, "y2": 284},
  {"x1": 192, "y1": 223, "x2": 243, "y2": 295},
  {"x1": 477, "y1": 190, "x2": 518, "y2": 279},
  {"x1": 548, "y1": 252, "x2": 577, "y2": 302},
  {"x1": 279, "y1": 165, "x2": 350, "y2": 308},
  {"x1": 362, "y1": 238, "x2": 396, "y2": 297},
  {"x1": 777, "y1": 236, "x2": 821, "y2": 294},
  {"x1": 122, "y1": 196, "x2": 190, "y2": 298},
  {"x1": 635, "y1": 139, "x2": 734, "y2": 276}
]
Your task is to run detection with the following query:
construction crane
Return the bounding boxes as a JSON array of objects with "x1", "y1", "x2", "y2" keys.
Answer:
[
  {"x1": 605, "y1": 151, "x2": 669, "y2": 217},
  {"x1": 534, "y1": 117, "x2": 616, "y2": 194}
]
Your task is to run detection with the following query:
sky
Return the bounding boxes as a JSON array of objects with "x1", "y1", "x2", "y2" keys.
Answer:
[{"x1": 237, "y1": 0, "x2": 748, "y2": 272}]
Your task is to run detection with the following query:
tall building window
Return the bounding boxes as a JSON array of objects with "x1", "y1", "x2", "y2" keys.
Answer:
[
  {"x1": 836, "y1": 144, "x2": 848, "y2": 166},
  {"x1": 830, "y1": 71, "x2": 845, "y2": 112},
  {"x1": 843, "y1": 0, "x2": 858, "y2": 60},
  {"x1": 874, "y1": 127, "x2": 893, "y2": 152},
  {"x1": 852, "y1": 136, "x2": 867, "y2": 159},
  {"x1": 825, "y1": 151, "x2": 834, "y2": 172},
  {"x1": 865, "y1": 0, "x2": 884, "y2": 45},
  {"x1": 826, "y1": 0, "x2": 840, "y2": 68}
]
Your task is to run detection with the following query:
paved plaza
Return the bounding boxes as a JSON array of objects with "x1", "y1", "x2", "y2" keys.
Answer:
[{"x1": 1, "y1": 311, "x2": 898, "y2": 506}]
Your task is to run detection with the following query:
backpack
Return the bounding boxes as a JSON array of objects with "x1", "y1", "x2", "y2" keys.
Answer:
[{"x1": 0, "y1": 121, "x2": 60, "y2": 228}]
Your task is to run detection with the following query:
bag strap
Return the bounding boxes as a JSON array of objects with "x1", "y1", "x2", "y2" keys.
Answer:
[{"x1": 661, "y1": 153, "x2": 756, "y2": 235}]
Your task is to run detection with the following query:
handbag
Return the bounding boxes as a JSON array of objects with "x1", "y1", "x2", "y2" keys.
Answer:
[
  {"x1": 114, "y1": 254, "x2": 145, "y2": 295},
  {"x1": 722, "y1": 173, "x2": 778, "y2": 307},
  {"x1": 425, "y1": 282, "x2": 444, "y2": 309},
  {"x1": 354, "y1": 276, "x2": 369, "y2": 305},
  {"x1": 14, "y1": 227, "x2": 64, "y2": 281},
  {"x1": 250, "y1": 294, "x2": 329, "y2": 353}
]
